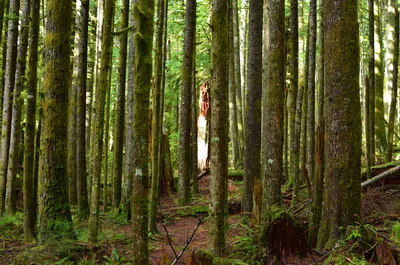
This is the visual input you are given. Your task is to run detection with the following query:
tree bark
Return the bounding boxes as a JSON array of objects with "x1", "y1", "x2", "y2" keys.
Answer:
[
  {"x1": 317, "y1": 0, "x2": 361, "y2": 250},
  {"x1": 38, "y1": 0, "x2": 73, "y2": 242},
  {"x1": 112, "y1": 0, "x2": 129, "y2": 209},
  {"x1": 0, "y1": 0, "x2": 20, "y2": 216},
  {"x1": 88, "y1": 0, "x2": 114, "y2": 243},
  {"x1": 386, "y1": 1, "x2": 398, "y2": 162},
  {"x1": 149, "y1": 0, "x2": 166, "y2": 233},
  {"x1": 131, "y1": 0, "x2": 155, "y2": 261},
  {"x1": 242, "y1": 0, "x2": 262, "y2": 216},
  {"x1": 24, "y1": 0, "x2": 39, "y2": 240},
  {"x1": 74, "y1": 0, "x2": 90, "y2": 220},
  {"x1": 208, "y1": 0, "x2": 228, "y2": 256}
]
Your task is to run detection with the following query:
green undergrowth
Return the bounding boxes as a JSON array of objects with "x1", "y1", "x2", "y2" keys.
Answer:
[{"x1": 0, "y1": 212, "x2": 23, "y2": 238}]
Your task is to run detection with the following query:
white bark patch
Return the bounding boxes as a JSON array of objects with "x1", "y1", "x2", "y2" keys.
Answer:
[{"x1": 268, "y1": 159, "x2": 274, "y2": 164}]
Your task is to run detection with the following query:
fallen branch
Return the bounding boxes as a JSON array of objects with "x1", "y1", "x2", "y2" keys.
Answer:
[
  {"x1": 361, "y1": 164, "x2": 400, "y2": 188},
  {"x1": 171, "y1": 217, "x2": 205, "y2": 265},
  {"x1": 161, "y1": 214, "x2": 178, "y2": 259}
]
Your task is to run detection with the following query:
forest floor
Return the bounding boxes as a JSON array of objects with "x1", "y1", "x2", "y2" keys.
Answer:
[{"x1": 0, "y1": 170, "x2": 399, "y2": 264}]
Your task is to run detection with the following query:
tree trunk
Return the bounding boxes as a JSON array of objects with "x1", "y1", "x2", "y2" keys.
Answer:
[
  {"x1": 0, "y1": 0, "x2": 20, "y2": 216},
  {"x1": 23, "y1": 0, "x2": 39, "y2": 240},
  {"x1": 0, "y1": 0, "x2": 9, "y2": 118},
  {"x1": 74, "y1": 0, "x2": 90, "y2": 220},
  {"x1": 242, "y1": 0, "x2": 262, "y2": 217},
  {"x1": 228, "y1": 0, "x2": 240, "y2": 170},
  {"x1": 261, "y1": 0, "x2": 285, "y2": 215},
  {"x1": 38, "y1": 0, "x2": 73, "y2": 242},
  {"x1": 307, "y1": 0, "x2": 316, "y2": 184},
  {"x1": 375, "y1": 0, "x2": 387, "y2": 155},
  {"x1": 317, "y1": 0, "x2": 361, "y2": 250},
  {"x1": 309, "y1": 0, "x2": 324, "y2": 247},
  {"x1": 121, "y1": 0, "x2": 136, "y2": 220},
  {"x1": 88, "y1": 0, "x2": 114, "y2": 243},
  {"x1": 387, "y1": 3, "x2": 399, "y2": 162},
  {"x1": 131, "y1": 0, "x2": 155, "y2": 262},
  {"x1": 178, "y1": 0, "x2": 196, "y2": 204},
  {"x1": 289, "y1": 0, "x2": 299, "y2": 205},
  {"x1": 208, "y1": 0, "x2": 228, "y2": 256},
  {"x1": 239, "y1": 0, "x2": 248, "y2": 123},
  {"x1": 112, "y1": 0, "x2": 129, "y2": 209},
  {"x1": 5, "y1": 0, "x2": 29, "y2": 215},
  {"x1": 149, "y1": 0, "x2": 166, "y2": 233}
]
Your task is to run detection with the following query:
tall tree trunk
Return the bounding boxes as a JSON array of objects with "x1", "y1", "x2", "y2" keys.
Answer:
[
  {"x1": 0, "y1": 0, "x2": 19, "y2": 216},
  {"x1": 209, "y1": 0, "x2": 228, "y2": 256},
  {"x1": 289, "y1": 0, "x2": 299, "y2": 205},
  {"x1": 375, "y1": 0, "x2": 387, "y2": 155},
  {"x1": 88, "y1": 0, "x2": 114, "y2": 243},
  {"x1": 317, "y1": 0, "x2": 361, "y2": 250},
  {"x1": 261, "y1": 0, "x2": 285, "y2": 214},
  {"x1": 122, "y1": 0, "x2": 137, "y2": 220},
  {"x1": 112, "y1": 0, "x2": 129, "y2": 209},
  {"x1": 307, "y1": 0, "x2": 316, "y2": 183},
  {"x1": 239, "y1": 0, "x2": 248, "y2": 122},
  {"x1": 39, "y1": 0, "x2": 73, "y2": 242},
  {"x1": 0, "y1": 0, "x2": 9, "y2": 117},
  {"x1": 366, "y1": 0, "x2": 374, "y2": 177},
  {"x1": 131, "y1": 0, "x2": 155, "y2": 262},
  {"x1": 242, "y1": 0, "x2": 262, "y2": 217},
  {"x1": 24, "y1": 0, "x2": 39, "y2": 240},
  {"x1": 149, "y1": 0, "x2": 165, "y2": 233},
  {"x1": 191, "y1": 50, "x2": 198, "y2": 194},
  {"x1": 233, "y1": 0, "x2": 243, "y2": 156},
  {"x1": 309, "y1": 0, "x2": 324, "y2": 247},
  {"x1": 228, "y1": 1, "x2": 241, "y2": 169},
  {"x1": 178, "y1": 0, "x2": 196, "y2": 204},
  {"x1": 5, "y1": 0, "x2": 30, "y2": 215},
  {"x1": 75, "y1": 0, "x2": 90, "y2": 220},
  {"x1": 387, "y1": 3, "x2": 399, "y2": 162}
]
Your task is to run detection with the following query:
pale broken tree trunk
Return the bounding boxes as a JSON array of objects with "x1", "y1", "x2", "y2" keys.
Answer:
[
  {"x1": 178, "y1": 0, "x2": 196, "y2": 205},
  {"x1": 74, "y1": 0, "x2": 90, "y2": 220},
  {"x1": 112, "y1": 0, "x2": 129, "y2": 209},
  {"x1": 5, "y1": 0, "x2": 29, "y2": 215},
  {"x1": 24, "y1": 0, "x2": 39, "y2": 240},
  {"x1": 209, "y1": 0, "x2": 228, "y2": 256},
  {"x1": 149, "y1": 0, "x2": 166, "y2": 233},
  {"x1": 228, "y1": 0, "x2": 241, "y2": 170},
  {"x1": 197, "y1": 81, "x2": 210, "y2": 174},
  {"x1": 387, "y1": 3, "x2": 399, "y2": 162},
  {"x1": 88, "y1": 0, "x2": 114, "y2": 243},
  {"x1": 131, "y1": 0, "x2": 155, "y2": 261},
  {"x1": 0, "y1": 0, "x2": 19, "y2": 216}
]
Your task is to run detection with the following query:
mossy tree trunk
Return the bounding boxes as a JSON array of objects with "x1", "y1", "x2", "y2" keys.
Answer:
[
  {"x1": 112, "y1": 0, "x2": 129, "y2": 209},
  {"x1": 74, "y1": 0, "x2": 90, "y2": 220},
  {"x1": 38, "y1": 0, "x2": 73, "y2": 242},
  {"x1": 149, "y1": 0, "x2": 165, "y2": 233},
  {"x1": 191, "y1": 51, "x2": 198, "y2": 194},
  {"x1": 375, "y1": 0, "x2": 387, "y2": 155},
  {"x1": 178, "y1": 0, "x2": 196, "y2": 205},
  {"x1": 88, "y1": 0, "x2": 114, "y2": 243},
  {"x1": 5, "y1": 0, "x2": 29, "y2": 215},
  {"x1": 24, "y1": 0, "x2": 39, "y2": 240},
  {"x1": 387, "y1": 3, "x2": 399, "y2": 162},
  {"x1": 208, "y1": 0, "x2": 228, "y2": 256},
  {"x1": 289, "y1": 0, "x2": 299, "y2": 206},
  {"x1": 242, "y1": 0, "x2": 262, "y2": 216},
  {"x1": 0, "y1": 0, "x2": 8, "y2": 116},
  {"x1": 307, "y1": 0, "x2": 316, "y2": 184},
  {"x1": 131, "y1": 0, "x2": 155, "y2": 262},
  {"x1": 0, "y1": 0, "x2": 20, "y2": 216},
  {"x1": 261, "y1": 0, "x2": 285, "y2": 216},
  {"x1": 317, "y1": 0, "x2": 361, "y2": 250},
  {"x1": 228, "y1": 0, "x2": 240, "y2": 170},
  {"x1": 121, "y1": 0, "x2": 137, "y2": 220}
]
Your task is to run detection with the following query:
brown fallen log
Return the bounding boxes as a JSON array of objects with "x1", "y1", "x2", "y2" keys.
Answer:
[{"x1": 361, "y1": 164, "x2": 400, "y2": 188}]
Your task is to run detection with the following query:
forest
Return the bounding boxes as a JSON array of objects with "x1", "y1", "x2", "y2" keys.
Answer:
[{"x1": 0, "y1": 0, "x2": 399, "y2": 264}]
